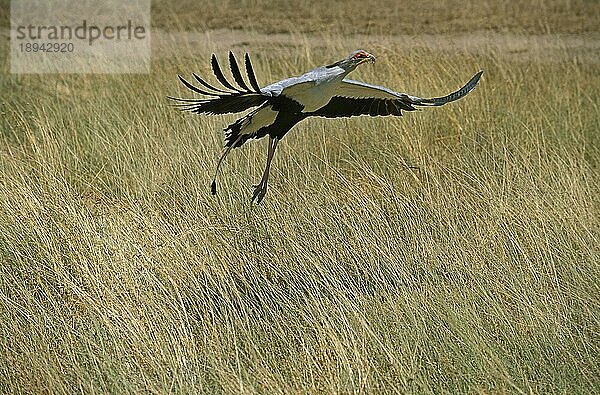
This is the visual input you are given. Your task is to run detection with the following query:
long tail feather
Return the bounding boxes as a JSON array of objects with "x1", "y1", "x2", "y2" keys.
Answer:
[{"x1": 211, "y1": 133, "x2": 244, "y2": 195}]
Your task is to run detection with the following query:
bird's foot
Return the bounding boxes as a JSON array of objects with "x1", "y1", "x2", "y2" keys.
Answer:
[{"x1": 251, "y1": 182, "x2": 268, "y2": 204}]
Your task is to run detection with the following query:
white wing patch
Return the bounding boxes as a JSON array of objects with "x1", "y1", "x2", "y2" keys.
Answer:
[
  {"x1": 240, "y1": 105, "x2": 278, "y2": 135},
  {"x1": 282, "y1": 81, "x2": 325, "y2": 112},
  {"x1": 283, "y1": 79, "x2": 346, "y2": 112}
]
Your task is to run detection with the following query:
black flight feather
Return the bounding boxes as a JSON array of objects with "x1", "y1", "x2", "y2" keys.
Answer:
[
  {"x1": 228, "y1": 51, "x2": 252, "y2": 92},
  {"x1": 177, "y1": 75, "x2": 221, "y2": 97},
  {"x1": 244, "y1": 53, "x2": 262, "y2": 93},
  {"x1": 192, "y1": 72, "x2": 231, "y2": 94},
  {"x1": 211, "y1": 54, "x2": 241, "y2": 92}
]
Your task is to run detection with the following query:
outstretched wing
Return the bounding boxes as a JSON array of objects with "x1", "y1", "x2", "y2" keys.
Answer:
[
  {"x1": 311, "y1": 71, "x2": 483, "y2": 118},
  {"x1": 168, "y1": 51, "x2": 267, "y2": 115}
]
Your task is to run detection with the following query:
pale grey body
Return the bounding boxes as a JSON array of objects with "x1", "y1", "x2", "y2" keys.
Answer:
[{"x1": 262, "y1": 65, "x2": 351, "y2": 112}]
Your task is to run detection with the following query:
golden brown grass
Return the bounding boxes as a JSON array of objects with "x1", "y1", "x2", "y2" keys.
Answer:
[
  {"x1": 150, "y1": 0, "x2": 600, "y2": 35},
  {"x1": 1, "y1": 1, "x2": 599, "y2": 393}
]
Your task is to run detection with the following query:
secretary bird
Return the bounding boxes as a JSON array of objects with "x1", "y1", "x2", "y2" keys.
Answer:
[{"x1": 170, "y1": 50, "x2": 482, "y2": 203}]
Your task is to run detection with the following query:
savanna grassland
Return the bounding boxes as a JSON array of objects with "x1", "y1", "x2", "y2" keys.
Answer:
[{"x1": 1, "y1": 1, "x2": 599, "y2": 393}]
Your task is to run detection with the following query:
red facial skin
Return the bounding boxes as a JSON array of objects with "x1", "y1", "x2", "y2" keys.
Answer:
[{"x1": 353, "y1": 52, "x2": 369, "y2": 60}]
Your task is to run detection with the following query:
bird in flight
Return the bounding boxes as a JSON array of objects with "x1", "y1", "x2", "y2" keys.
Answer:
[{"x1": 170, "y1": 50, "x2": 482, "y2": 203}]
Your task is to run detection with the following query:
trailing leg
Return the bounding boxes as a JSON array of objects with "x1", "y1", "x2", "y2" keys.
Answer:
[{"x1": 251, "y1": 136, "x2": 278, "y2": 204}]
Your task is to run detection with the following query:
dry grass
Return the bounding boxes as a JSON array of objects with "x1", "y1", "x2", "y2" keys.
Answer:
[
  {"x1": 1, "y1": 1, "x2": 599, "y2": 393},
  {"x1": 150, "y1": 0, "x2": 600, "y2": 35}
]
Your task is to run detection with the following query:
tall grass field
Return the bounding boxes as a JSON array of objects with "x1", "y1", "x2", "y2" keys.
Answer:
[{"x1": 1, "y1": 1, "x2": 599, "y2": 393}]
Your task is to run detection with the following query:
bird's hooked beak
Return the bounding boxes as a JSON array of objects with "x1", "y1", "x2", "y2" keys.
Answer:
[{"x1": 359, "y1": 53, "x2": 376, "y2": 65}]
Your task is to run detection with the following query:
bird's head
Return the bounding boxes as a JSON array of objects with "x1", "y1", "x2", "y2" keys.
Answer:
[{"x1": 327, "y1": 50, "x2": 376, "y2": 71}]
